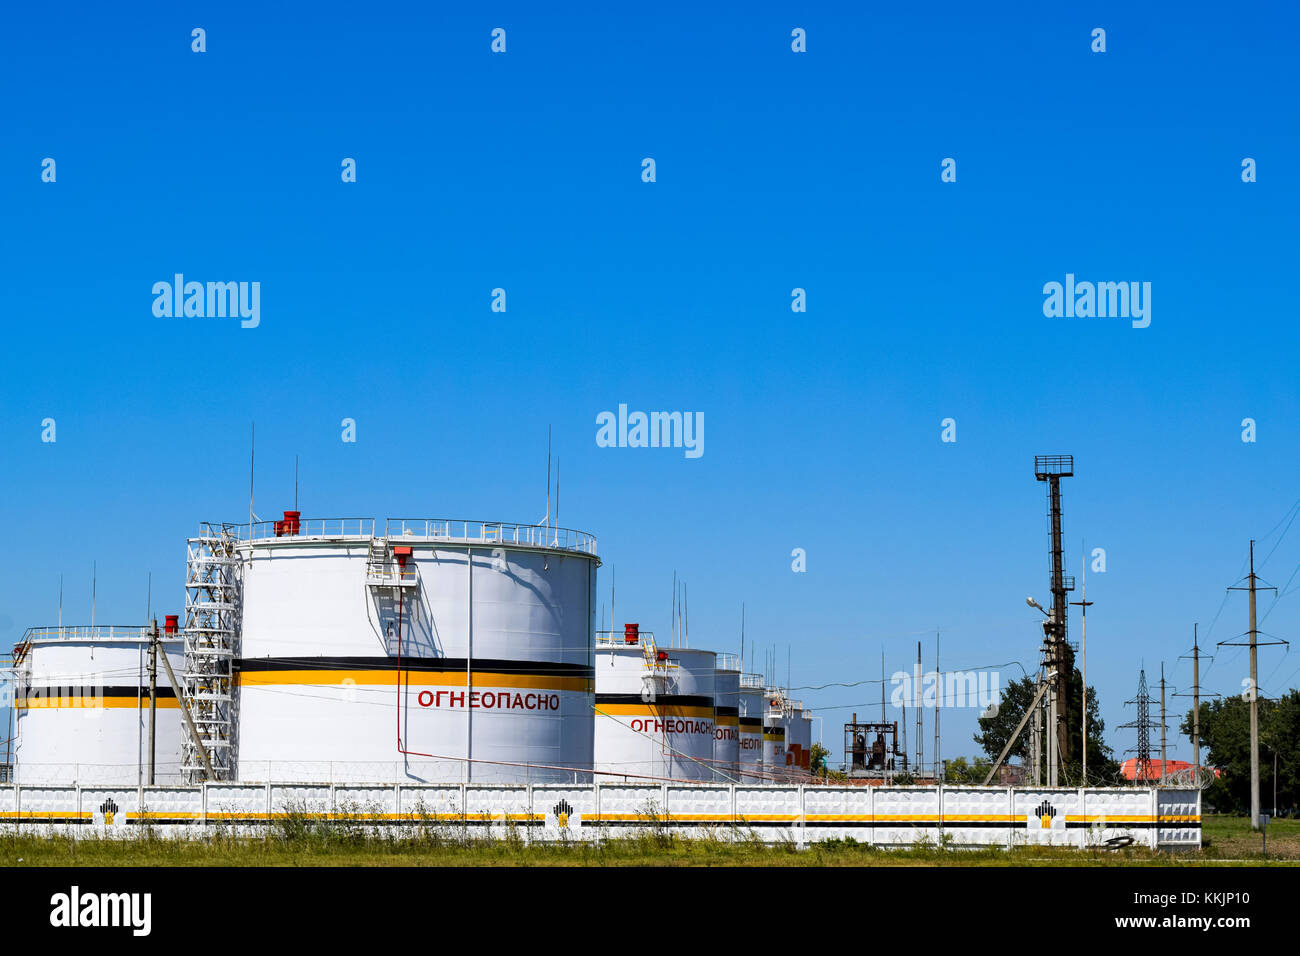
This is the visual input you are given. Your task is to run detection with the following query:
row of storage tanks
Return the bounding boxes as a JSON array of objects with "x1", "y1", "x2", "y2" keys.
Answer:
[{"x1": 8, "y1": 514, "x2": 817, "y2": 786}]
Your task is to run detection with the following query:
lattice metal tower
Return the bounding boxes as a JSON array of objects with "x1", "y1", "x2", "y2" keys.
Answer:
[
  {"x1": 182, "y1": 525, "x2": 241, "y2": 781},
  {"x1": 1120, "y1": 669, "x2": 1156, "y2": 783},
  {"x1": 1034, "y1": 454, "x2": 1075, "y2": 784}
]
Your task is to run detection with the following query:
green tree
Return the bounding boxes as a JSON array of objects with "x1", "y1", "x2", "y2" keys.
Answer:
[
  {"x1": 973, "y1": 660, "x2": 1119, "y2": 785},
  {"x1": 1182, "y1": 690, "x2": 1299, "y2": 815},
  {"x1": 942, "y1": 755, "x2": 994, "y2": 783},
  {"x1": 809, "y1": 742, "x2": 830, "y2": 775}
]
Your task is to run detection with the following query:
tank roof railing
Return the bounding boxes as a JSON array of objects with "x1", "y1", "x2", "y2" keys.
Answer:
[
  {"x1": 18, "y1": 625, "x2": 182, "y2": 645},
  {"x1": 739, "y1": 673, "x2": 765, "y2": 688},
  {"x1": 715, "y1": 653, "x2": 741, "y2": 672},
  {"x1": 207, "y1": 517, "x2": 597, "y2": 556},
  {"x1": 203, "y1": 518, "x2": 375, "y2": 541},
  {"x1": 595, "y1": 629, "x2": 659, "y2": 647},
  {"x1": 386, "y1": 519, "x2": 597, "y2": 556}
]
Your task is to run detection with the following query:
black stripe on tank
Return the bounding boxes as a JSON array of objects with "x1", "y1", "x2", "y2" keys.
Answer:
[
  {"x1": 715, "y1": 706, "x2": 739, "y2": 717},
  {"x1": 739, "y1": 717, "x2": 763, "y2": 728},
  {"x1": 235, "y1": 656, "x2": 594, "y2": 678},
  {"x1": 20, "y1": 685, "x2": 177, "y2": 699}
]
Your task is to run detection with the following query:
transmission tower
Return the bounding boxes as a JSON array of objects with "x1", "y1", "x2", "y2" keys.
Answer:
[{"x1": 1120, "y1": 669, "x2": 1161, "y2": 783}]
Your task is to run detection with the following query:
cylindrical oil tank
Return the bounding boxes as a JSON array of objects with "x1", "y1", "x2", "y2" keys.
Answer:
[
  {"x1": 594, "y1": 632, "x2": 715, "y2": 781},
  {"x1": 712, "y1": 654, "x2": 740, "y2": 780},
  {"x1": 783, "y1": 699, "x2": 809, "y2": 775},
  {"x1": 802, "y1": 709, "x2": 816, "y2": 774},
  {"x1": 233, "y1": 517, "x2": 599, "y2": 784},
  {"x1": 763, "y1": 689, "x2": 789, "y2": 781},
  {"x1": 737, "y1": 673, "x2": 765, "y2": 780},
  {"x1": 12, "y1": 626, "x2": 185, "y2": 785},
  {"x1": 789, "y1": 704, "x2": 813, "y2": 776}
]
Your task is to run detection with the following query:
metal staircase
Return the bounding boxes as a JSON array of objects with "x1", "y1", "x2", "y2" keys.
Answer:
[
  {"x1": 182, "y1": 527, "x2": 240, "y2": 781},
  {"x1": 365, "y1": 536, "x2": 419, "y2": 656},
  {"x1": 639, "y1": 633, "x2": 673, "y2": 702},
  {"x1": 365, "y1": 537, "x2": 418, "y2": 589}
]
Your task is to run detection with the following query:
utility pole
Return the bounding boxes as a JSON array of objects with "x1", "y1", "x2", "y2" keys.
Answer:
[
  {"x1": 1223, "y1": 541, "x2": 1284, "y2": 829},
  {"x1": 915, "y1": 641, "x2": 923, "y2": 778},
  {"x1": 1190, "y1": 628, "x2": 1200, "y2": 773},
  {"x1": 880, "y1": 650, "x2": 886, "y2": 724},
  {"x1": 1176, "y1": 624, "x2": 1217, "y2": 783},
  {"x1": 1028, "y1": 665, "x2": 1042, "y2": 786},
  {"x1": 1159, "y1": 663, "x2": 1168, "y2": 780},
  {"x1": 933, "y1": 631, "x2": 940, "y2": 783},
  {"x1": 1070, "y1": 554, "x2": 1094, "y2": 784},
  {"x1": 148, "y1": 620, "x2": 158, "y2": 786},
  {"x1": 900, "y1": 701, "x2": 907, "y2": 772},
  {"x1": 1248, "y1": 545, "x2": 1258, "y2": 826}
]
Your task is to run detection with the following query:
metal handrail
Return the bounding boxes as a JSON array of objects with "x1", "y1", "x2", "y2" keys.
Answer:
[
  {"x1": 387, "y1": 519, "x2": 597, "y2": 556},
  {"x1": 19, "y1": 625, "x2": 182, "y2": 644},
  {"x1": 206, "y1": 518, "x2": 375, "y2": 541},
  {"x1": 595, "y1": 630, "x2": 659, "y2": 647},
  {"x1": 205, "y1": 517, "x2": 597, "y2": 555},
  {"x1": 715, "y1": 653, "x2": 741, "y2": 672}
]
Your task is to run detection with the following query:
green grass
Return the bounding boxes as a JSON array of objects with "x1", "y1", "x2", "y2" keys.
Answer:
[
  {"x1": 1, "y1": 814, "x2": 1294, "y2": 867},
  {"x1": 1200, "y1": 813, "x2": 1300, "y2": 861}
]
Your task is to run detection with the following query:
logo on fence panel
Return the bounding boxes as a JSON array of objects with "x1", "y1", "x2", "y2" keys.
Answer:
[
  {"x1": 1031, "y1": 800, "x2": 1059, "y2": 829},
  {"x1": 552, "y1": 799, "x2": 576, "y2": 830},
  {"x1": 99, "y1": 797, "x2": 121, "y2": 827}
]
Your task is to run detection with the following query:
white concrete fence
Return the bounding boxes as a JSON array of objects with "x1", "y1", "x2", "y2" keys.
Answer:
[{"x1": 0, "y1": 783, "x2": 1201, "y2": 849}]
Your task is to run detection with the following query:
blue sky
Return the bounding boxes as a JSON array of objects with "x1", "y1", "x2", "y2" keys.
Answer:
[{"x1": 2, "y1": 1, "x2": 1298, "y2": 773}]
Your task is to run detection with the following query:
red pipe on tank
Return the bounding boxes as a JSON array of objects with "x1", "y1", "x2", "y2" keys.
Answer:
[
  {"x1": 624, "y1": 622, "x2": 639, "y2": 645},
  {"x1": 164, "y1": 615, "x2": 179, "y2": 635}
]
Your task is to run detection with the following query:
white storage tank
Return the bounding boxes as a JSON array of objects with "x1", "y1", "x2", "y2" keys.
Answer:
[
  {"x1": 804, "y1": 708, "x2": 817, "y2": 775},
  {"x1": 232, "y1": 516, "x2": 599, "y2": 784},
  {"x1": 790, "y1": 704, "x2": 814, "y2": 776},
  {"x1": 763, "y1": 688, "x2": 789, "y2": 782},
  {"x1": 594, "y1": 625, "x2": 716, "y2": 781},
  {"x1": 737, "y1": 673, "x2": 765, "y2": 780},
  {"x1": 712, "y1": 653, "x2": 740, "y2": 781},
  {"x1": 12, "y1": 625, "x2": 185, "y2": 785}
]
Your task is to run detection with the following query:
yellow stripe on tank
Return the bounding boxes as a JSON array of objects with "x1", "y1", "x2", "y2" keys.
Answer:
[
  {"x1": 18, "y1": 696, "x2": 181, "y2": 710},
  {"x1": 594, "y1": 704, "x2": 715, "y2": 718}
]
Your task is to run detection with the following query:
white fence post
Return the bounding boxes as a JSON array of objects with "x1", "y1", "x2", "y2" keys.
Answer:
[
  {"x1": 804, "y1": 785, "x2": 812, "y2": 848},
  {"x1": 1006, "y1": 787, "x2": 1014, "y2": 850}
]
